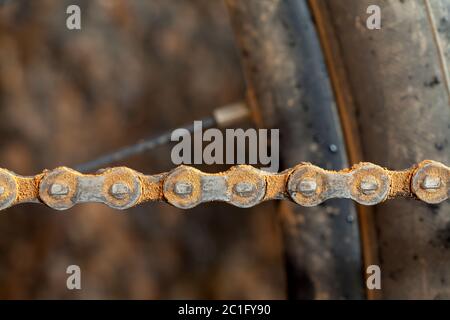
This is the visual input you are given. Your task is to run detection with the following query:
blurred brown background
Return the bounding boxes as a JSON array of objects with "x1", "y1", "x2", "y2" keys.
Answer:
[{"x1": 0, "y1": 0, "x2": 285, "y2": 299}]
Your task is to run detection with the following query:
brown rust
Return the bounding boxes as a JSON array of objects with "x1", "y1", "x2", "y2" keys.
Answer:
[
  {"x1": 226, "y1": 165, "x2": 266, "y2": 208},
  {"x1": 411, "y1": 160, "x2": 450, "y2": 204},
  {"x1": 388, "y1": 169, "x2": 415, "y2": 198},
  {"x1": 349, "y1": 163, "x2": 390, "y2": 206},
  {"x1": 15, "y1": 174, "x2": 43, "y2": 203},
  {"x1": 0, "y1": 161, "x2": 449, "y2": 211},
  {"x1": 138, "y1": 173, "x2": 166, "y2": 204},
  {"x1": 0, "y1": 169, "x2": 18, "y2": 210},
  {"x1": 102, "y1": 167, "x2": 142, "y2": 209},
  {"x1": 264, "y1": 170, "x2": 290, "y2": 200},
  {"x1": 287, "y1": 164, "x2": 328, "y2": 207},
  {"x1": 163, "y1": 166, "x2": 203, "y2": 209},
  {"x1": 38, "y1": 167, "x2": 80, "y2": 210}
]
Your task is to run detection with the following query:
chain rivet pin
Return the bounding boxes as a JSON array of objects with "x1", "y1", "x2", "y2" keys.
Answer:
[
  {"x1": 49, "y1": 183, "x2": 69, "y2": 196},
  {"x1": 297, "y1": 178, "x2": 317, "y2": 196},
  {"x1": 174, "y1": 182, "x2": 193, "y2": 196},
  {"x1": 360, "y1": 176, "x2": 379, "y2": 195},
  {"x1": 110, "y1": 182, "x2": 130, "y2": 199},
  {"x1": 234, "y1": 182, "x2": 255, "y2": 197},
  {"x1": 421, "y1": 176, "x2": 441, "y2": 190}
]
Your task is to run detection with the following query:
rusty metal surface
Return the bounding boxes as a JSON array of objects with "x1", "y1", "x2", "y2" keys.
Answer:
[
  {"x1": 0, "y1": 161, "x2": 447, "y2": 211},
  {"x1": 316, "y1": 0, "x2": 450, "y2": 299}
]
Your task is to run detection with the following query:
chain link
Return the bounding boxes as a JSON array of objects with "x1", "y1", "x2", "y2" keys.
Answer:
[{"x1": 0, "y1": 160, "x2": 448, "y2": 211}]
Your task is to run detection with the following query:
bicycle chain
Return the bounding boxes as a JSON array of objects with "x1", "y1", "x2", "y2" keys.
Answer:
[{"x1": 0, "y1": 160, "x2": 448, "y2": 211}]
